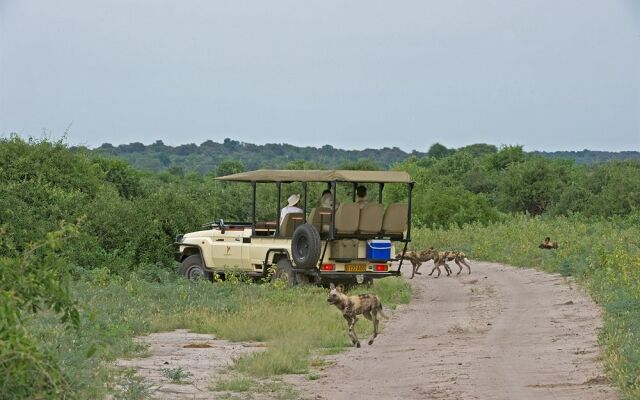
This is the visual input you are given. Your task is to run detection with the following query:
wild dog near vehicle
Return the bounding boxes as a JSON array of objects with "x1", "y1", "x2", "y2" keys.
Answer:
[
  {"x1": 396, "y1": 250, "x2": 431, "y2": 279},
  {"x1": 426, "y1": 249, "x2": 453, "y2": 278},
  {"x1": 327, "y1": 283, "x2": 388, "y2": 347},
  {"x1": 444, "y1": 251, "x2": 472, "y2": 275}
]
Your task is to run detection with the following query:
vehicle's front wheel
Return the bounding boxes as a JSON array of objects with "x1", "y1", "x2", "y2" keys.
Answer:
[
  {"x1": 272, "y1": 258, "x2": 296, "y2": 287},
  {"x1": 181, "y1": 254, "x2": 212, "y2": 282}
]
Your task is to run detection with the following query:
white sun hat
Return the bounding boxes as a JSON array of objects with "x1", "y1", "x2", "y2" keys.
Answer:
[{"x1": 287, "y1": 194, "x2": 301, "y2": 206}]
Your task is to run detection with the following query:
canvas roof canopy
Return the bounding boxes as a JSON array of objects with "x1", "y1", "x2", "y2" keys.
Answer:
[{"x1": 215, "y1": 169, "x2": 413, "y2": 184}]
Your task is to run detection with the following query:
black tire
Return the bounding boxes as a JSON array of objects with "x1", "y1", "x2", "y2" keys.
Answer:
[
  {"x1": 291, "y1": 223, "x2": 321, "y2": 269},
  {"x1": 272, "y1": 258, "x2": 296, "y2": 287},
  {"x1": 181, "y1": 254, "x2": 212, "y2": 282}
]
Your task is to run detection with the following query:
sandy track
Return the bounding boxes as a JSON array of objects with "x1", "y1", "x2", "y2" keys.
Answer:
[{"x1": 289, "y1": 261, "x2": 617, "y2": 400}]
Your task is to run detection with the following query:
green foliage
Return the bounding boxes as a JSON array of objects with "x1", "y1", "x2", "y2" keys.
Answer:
[
  {"x1": 495, "y1": 157, "x2": 574, "y2": 215},
  {"x1": 161, "y1": 366, "x2": 193, "y2": 383},
  {"x1": 91, "y1": 138, "x2": 424, "y2": 173},
  {"x1": 411, "y1": 187, "x2": 501, "y2": 228},
  {"x1": 458, "y1": 143, "x2": 498, "y2": 157},
  {"x1": 93, "y1": 157, "x2": 142, "y2": 199},
  {"x1": 338, "y1": 158, "x2": 381, "y2": 171},
  {"x1": 0, "y1": 224, "x2": 80, "y2": 399},
  {"x1": 112, "y1": 369, "x2": 156, "y2": 400},
  {"x1": 216, "y1": 159, "x2": 246, "y2": 177},
  {"x1": 426, "y1": 142, "x2": 454, "y2": 159},
  {"x1": 484, "y1": 145, "x2": 527, "y2": 170}
]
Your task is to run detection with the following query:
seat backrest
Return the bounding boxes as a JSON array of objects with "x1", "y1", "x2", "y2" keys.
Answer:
[
  {"x1": 334, "y1": 202, "x2": 360, "y2": 234},
  {"x1": 308, "y1": 207, "x2": 332, "y2": 233},
  {"x1": 358, "y1": 203, "x2": 384, "y2": 234},
  {"x1": 279, "y1": 212, "x2": 304, "y2": 238},
  {"x1": 382, "y1": 203, "x2": 408, "y2": 236}
]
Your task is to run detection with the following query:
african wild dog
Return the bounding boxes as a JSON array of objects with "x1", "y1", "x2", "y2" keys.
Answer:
[
  {"x1": 444, "y1": 251, "x2": 472, "y2": 275},
  {"x1": 327, "y1": 283, "x2": 388, "y2": 347},
  {"x1": 397, "y1": 250, "x2": 431, "y2": 279},
  {"x1": 425, "y1": 249, "x2": 453, "y2": 278},
  {"x1": 539, "y1": 237, "x2": 558, "y2": 249}
]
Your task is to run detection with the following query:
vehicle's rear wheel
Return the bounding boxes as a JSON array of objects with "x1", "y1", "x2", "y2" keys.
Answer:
[
  {"x1": 181, "y1": 254, "x2": 212, "y2": 282},
  {"x1": 291, "y1": 224, "x2": 321, "y2": 269},
  {"x1": 272, "y1": 258, "x2": 296, "y2": 287}
]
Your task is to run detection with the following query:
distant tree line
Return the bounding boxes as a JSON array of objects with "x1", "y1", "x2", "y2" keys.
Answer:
[{"x1": 85, "y1": 139, "x2": 639, "y2": 174}]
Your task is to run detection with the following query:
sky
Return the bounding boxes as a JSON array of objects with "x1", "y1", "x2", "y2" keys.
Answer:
[{"x1": 1, "y1": 1, "x2": 639, "y2": 152}]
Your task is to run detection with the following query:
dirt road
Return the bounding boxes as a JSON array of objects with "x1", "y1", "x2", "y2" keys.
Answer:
[{"x1": 289, "y1": 261, "x2": 617, "y2": 400}]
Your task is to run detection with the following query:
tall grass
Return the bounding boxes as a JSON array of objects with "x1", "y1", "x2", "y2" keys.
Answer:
[
  {"x1": 411, "y1": 214, "x2": 640, "y2": 399},
  {"x1": 27, "y1": 275, "x2": 410, "y2": 398}
]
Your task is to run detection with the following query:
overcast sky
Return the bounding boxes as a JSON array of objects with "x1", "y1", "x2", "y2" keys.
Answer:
[{"x1": 1, "y1": 1, "x2": 639, "y2": 152}]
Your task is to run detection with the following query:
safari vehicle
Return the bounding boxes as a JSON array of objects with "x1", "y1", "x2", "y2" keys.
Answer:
[{"x1": 175, "y1": 169, "x2": 415, "y2": 285}]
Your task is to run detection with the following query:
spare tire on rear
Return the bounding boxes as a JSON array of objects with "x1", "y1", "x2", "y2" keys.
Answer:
[{"x1": 291, "y1": 223, "x2": 321, "y2": 269}]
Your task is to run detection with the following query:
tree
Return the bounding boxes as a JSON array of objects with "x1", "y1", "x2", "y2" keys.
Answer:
[
  {"x1": 458, "y1": 143, "x2": 498, "y2": 157},
  {"x1": 485, "y1": 145, "x2": 526, "y2": 171},
  {"x1": 427, "y1": 143, "x2": 453, "y2": 159},
  {"x1": 216, "y1": 159, "x2": 245, "y2": 177},
  {"x1": 496, "y1": 157, "x2": 572, "y2": 215},
  {"x1": 338, "y1": 158, "x2": 381, "y2": 171}
]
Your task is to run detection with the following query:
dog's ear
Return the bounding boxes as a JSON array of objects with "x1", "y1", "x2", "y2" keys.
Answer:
[
  {"x1": 336, "y1": 284, "x2": 345, "y2": 293},
  {"x1": 329, "y1": 282, "x2": 336, "y2": 290}
]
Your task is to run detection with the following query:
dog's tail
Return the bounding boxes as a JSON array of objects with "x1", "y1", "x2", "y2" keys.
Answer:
[{"x1": 377, "y1": 300, "x2": 389, "y2": 319}]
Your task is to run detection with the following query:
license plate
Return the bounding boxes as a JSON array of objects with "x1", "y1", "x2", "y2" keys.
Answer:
[{"x1": 345, "y1": 263, "x2": 366, "y2": 272}]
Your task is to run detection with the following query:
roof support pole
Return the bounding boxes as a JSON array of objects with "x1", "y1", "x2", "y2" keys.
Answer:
[
  {"x1": 378, "y1": 183, "x2": 384, "y2": 204},
  {"x1": 406, "y1": 182, "x2": 414, "y2": 241},
  {"x1": 352, "y1": 182, "x2": 357, "y2": 202},
  {"x1": 251, "y1": 181, "x2": 256, "y2": 236},
  {"x1": 330, "y1": 181, "x2": 337, "y2": 240},
  {"x1": 276, "y1": 181, "x2": 282, "y2": 237},
  {"x1": 302, "y1": 181, "x2": 308, "y2": 222}
]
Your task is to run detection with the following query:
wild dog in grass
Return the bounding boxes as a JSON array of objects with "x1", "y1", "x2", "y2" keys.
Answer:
[
  {"x1": 327, "y1": 283, "x2": 388, "y2": 347},
  {"x1": 539, "y1": 237, "x2": 559, "y2": 249},
  {"x1": 444, "y1": 251, "x2": 472, "y2": 275}
]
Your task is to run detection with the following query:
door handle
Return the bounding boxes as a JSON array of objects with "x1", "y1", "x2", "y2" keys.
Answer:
[{"x1": 235, "y1": 237, "x2": 241, "y2": 241}]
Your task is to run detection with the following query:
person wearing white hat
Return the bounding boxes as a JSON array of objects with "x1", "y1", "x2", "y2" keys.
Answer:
[{"x1": 280, "y1": 194, "x2": 303, "y2": 225}]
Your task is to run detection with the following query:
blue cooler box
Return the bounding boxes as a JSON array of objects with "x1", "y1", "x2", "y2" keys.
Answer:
[{"x1": 366, "y1": 240, "x2": 391, "y2": 260}]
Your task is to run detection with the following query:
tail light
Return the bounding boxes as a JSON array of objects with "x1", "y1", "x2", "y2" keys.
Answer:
[
  {"x1": 321, "y1": 264, "x2": 335, "y2": 271},
  {"x1": 374, "y1": 264, "x2": 388, "y2": 272}
]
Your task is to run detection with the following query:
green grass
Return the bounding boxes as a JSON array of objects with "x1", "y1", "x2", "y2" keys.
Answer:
[
  {"x1": 214, "y1": 376, "x2": 255, "y2": 392},
  {"x1": 27, "y1": 274, "x2": 411, "y2": 398},
  {"x1": 160, "y1": 366, "x2": 193, "y2": 384},
  {"x1": 411, "y1": 214, "x2": 640, "y2": 399}
]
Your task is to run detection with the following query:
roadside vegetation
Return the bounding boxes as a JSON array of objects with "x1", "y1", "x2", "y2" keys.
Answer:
[{"x1": 1, "y1": 135, "x2": 639, "y2": 398}]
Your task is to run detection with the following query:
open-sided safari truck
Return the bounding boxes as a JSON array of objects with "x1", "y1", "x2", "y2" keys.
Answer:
[{"x1": 175, "y1": 169, "x2": 414, "y2": 285}]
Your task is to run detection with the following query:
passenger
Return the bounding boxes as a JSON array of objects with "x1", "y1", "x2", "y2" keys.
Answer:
[
  {"x1": 280, "y1": 194, "x2": 303, "y2": 225},
  {"x1": 320, "y1": 189, "x2": 339, "y2": 209},
  {"x1": 356, "y1": 185, "x2": 369, "y2": 209}
]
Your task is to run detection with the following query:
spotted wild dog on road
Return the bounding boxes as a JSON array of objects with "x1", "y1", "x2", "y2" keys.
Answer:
[
  {"x1": 327, "y1": 283, "x2": 388, "y2": 347},
  {"x1": 445, "y1": 251, "x2": 472, "y2": 275},
  {"x1": 397, "y1": 250, "x2": 431, "y2": 279},
  {"x1": 426, "y1": 249, "x2": 453, "y2": 278}
]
